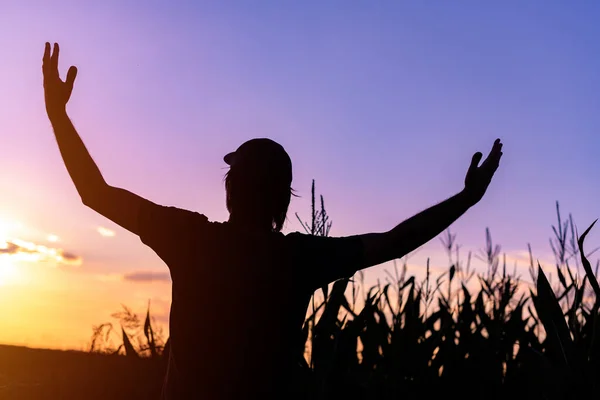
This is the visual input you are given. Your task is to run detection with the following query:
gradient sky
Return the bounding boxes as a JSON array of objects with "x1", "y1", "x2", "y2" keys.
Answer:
[{"x1": 0, "y1": 1, "x2": 599, "y2": 350}]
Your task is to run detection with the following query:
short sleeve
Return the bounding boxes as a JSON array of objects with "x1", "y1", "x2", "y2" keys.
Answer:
[
  {"x1": 138, "y1": 200, "x2": 208, "y2": 270},
  {"x1": 287, "y1": 232, "x2": 365, "y2": 290}
]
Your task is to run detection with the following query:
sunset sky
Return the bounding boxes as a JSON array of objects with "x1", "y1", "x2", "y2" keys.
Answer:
[{"x1": 0, "y1": 1, "x2": 599, "y2": 350}]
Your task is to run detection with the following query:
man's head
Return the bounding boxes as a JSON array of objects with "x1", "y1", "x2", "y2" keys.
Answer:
[{"x1": 224, "y1": 138, "x2": 293, "y2": 232}]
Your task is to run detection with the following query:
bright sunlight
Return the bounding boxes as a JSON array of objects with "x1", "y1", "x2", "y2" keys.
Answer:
[{"x1": 0, "y1": 218, "x2": 23, "y2": 285}]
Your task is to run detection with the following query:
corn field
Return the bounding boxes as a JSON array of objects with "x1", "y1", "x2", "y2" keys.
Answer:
[{"x1": 92, "y1": 181, "x2": 600, "y2": 400}]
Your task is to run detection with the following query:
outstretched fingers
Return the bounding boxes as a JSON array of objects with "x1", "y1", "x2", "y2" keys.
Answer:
[
  {"x1": 42, "y1": 42, "x2": 61, "y2": 79},
  {"x1": 468, "y1": 152, "x2": 483, "y2": 177},
  {"x1": 66, "y1": 66, "x2": 78, "y2": 87},
  {"x1": 491, "y1": 139, "x2": 503, "y2": 163},
  {"x1": 42, "y1": 42, "x2": 51, "y2": 72},
  {"x1": 51, "y1": 43, "x2": 60, "y2": 70},
  {"x1": 493, "y1": 138, "x2": 503, "y2": 156},
  {"x1": 482, "y1": 139, "x2": 503, "y2": 172},
  {"x1": 43, "y1": 42, "x2": 51, "y2": 63}
]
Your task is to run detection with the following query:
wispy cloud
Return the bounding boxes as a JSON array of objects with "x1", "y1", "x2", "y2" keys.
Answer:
[
  {"x1": 0, "y1": 238, "x2": 82, "y2": 266},
  {"x1": 93, "y1": 273, "x2": 122, "y2": 282},
  {"x1": 122, "y1": 271, "x2": 171, "y2": 283},
  {"x1": 97, "y1": 226, "x2": 116, "y2": 238}
]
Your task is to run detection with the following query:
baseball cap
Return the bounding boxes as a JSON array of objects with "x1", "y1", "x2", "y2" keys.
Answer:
[{"x1": 224, "y1": 138, "x2": 292, "y2": 183}]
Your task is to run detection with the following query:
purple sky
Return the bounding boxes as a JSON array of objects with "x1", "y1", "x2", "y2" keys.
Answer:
[{"x1": 0, "y1": 1, "x2": 599, "y2": 348}]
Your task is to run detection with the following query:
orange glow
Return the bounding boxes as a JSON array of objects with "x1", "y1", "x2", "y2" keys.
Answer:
[
  {"x1": 9, "y1": 238, "x2": 83, "y2": 266},
  {"x1": 0, "y1": 218, "x2": 21, "y2": 241},
  {"x1": 0, "y1": 213, "x2": 170, "y2": 350},
  {"x1": 0, "y1": 256, "x2": 21, "y2": 286}
]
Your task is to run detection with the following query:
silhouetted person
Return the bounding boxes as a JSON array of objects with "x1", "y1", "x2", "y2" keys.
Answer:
[{"x1": 42, "y1": 42, "x2": 503, "y2": 399}]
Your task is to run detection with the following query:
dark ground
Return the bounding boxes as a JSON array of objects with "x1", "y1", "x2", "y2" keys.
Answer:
[{"x1": 0, "y1": 345, "x2": 164, "y2": 399}]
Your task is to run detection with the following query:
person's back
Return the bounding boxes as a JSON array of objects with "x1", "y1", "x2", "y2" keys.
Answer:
[
  {"x1": 145, "y1": 204, "x2": 366, "y2": 398},
  {"x1": 147, "y1": 213, "x2": 296, "y2": 398}
]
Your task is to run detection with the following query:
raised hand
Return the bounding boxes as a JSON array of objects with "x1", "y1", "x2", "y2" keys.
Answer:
[
  {"x1": 42, "y1": 42, "x2": 78, "y2": 118},
  {"x1": 463, "y1": 138, "x2": 503, "y2": 205}
]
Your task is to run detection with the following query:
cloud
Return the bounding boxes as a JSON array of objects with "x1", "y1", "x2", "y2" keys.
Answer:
[
  {"x1": 97, "y1": 226, "x2": 116, "y2": 238},
  {"x1": 122, "y1": 271, "x2": 171, "y2": 283},
  {"x1": 61, "y1": 251, "x2": 81, "y2": 263},
  {"x1": 93, "y1": 273, "x2": 122, "y2": 282},
  {"x1": 0, "y1": 242, "x2": 22, "y2": 255},
  {"x1": 92, "y1": 271, "x2": 171, "y2": 284},
  {"x1": 0, "y1": 238, "x2": 82, "y2": 266}
]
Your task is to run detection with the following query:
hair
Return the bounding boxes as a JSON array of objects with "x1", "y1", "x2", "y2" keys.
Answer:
[{"x1": 224, "y1": 167, "x2": 295, "y2": 232}]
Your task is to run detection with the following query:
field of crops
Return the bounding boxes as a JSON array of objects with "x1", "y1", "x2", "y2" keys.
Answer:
[
  {"x1": 293, "y1": 192, "x2": 600, "y2": 400},
  {"x1": 2, "y1": 183, "x2": 600, "y2": 399}
]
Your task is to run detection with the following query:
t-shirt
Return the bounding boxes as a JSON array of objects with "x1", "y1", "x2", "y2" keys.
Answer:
[{"x1": 138, "y1": 202, "x2": 365, "y2": 399}]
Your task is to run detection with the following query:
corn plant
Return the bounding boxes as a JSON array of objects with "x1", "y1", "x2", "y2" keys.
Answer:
[
  {"x1": 89, "y1": 301, "x2": 165, "y2": 359},
  {"x1": 89, "y1": 182, "x2": 600, "y2": 400}
]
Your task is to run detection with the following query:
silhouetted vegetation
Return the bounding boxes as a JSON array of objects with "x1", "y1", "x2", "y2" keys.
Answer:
[
  {"x1": 90, "y1": 183, "x2": 599, "y2": 399},
  {"x1": 89, "y1": 301, "x2": 166, "y2": 359},
  {"x1": 88, "y1": 185, "x2": 598, "y2": 400},
  {"x1": 297, "y1": 198, "x2": 600, "y2": 400},
  {"x1": 4, "y1": 181, "x2": 598, "y2": 399}
]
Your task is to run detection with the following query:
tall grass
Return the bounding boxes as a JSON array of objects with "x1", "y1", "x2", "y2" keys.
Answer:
[
  {"x1": 91, "y1": 181, "x2": 600, "y2": 399},
  {"x1": 89, "y1": 301, "x2": 166, "y2": 359}
]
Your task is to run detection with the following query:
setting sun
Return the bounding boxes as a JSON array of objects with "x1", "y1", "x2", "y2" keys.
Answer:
[
  {"x1": 0, "y1": 255, "x2": 20, "y2": 286},
  {"x1": 0, "y1": 218, "x2": 18, "y2": 241}
]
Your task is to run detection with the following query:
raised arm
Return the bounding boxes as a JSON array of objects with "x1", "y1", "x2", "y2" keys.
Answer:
[
  {"x1": 360, "y1": 139, "x2": 503, "y2": 267},
  {"x1": 42, "y1": 42, "x2": 149, "y2": 235}
]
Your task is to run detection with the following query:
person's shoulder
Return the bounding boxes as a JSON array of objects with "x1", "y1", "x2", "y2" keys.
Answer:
[
  {"x1": 284, "y1": 231, "x2": 322, "y2": 247},
  {"x1": 285, "y1": 231, "x2": 335, "y2": 239},
  {"x1": 175, "y1": 210, "x2": 224, "y2": 238},
  {"x1": 166, "y1": 206, "x2": 209, "y2": 222},
  {"x1": 158, "y1": 207, "x2": 216, "y2": 232},
  {"x1": 284, "y1": 231, "x2": 309, "y2": 240},
  {"x1": 284, "y1": 232, "x2": 363, "y2": 250}
]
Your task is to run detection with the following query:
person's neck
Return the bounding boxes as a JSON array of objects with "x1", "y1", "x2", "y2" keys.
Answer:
[{"x1": 228, "y1": 213, "x2": 273, "y2": 233}]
